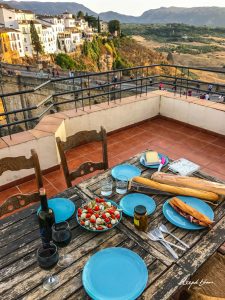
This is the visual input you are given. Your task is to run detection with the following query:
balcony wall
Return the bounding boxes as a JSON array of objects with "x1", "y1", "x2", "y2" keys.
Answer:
[
  {"x1": 0, "y1": 91, "x2": 225, "y2": 188},
  {"x1": 159, "y1": 91, "x2": 225, "y2": 135}
]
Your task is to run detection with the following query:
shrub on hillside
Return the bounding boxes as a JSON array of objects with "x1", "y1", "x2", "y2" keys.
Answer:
[{"x1": 55, "y1": 53, "x2": 75, "y2": 70}]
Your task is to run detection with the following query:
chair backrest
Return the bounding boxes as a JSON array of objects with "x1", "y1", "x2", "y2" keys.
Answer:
[
  {"x1": 56, "y1": 126, "x2": 108, "y2": 188},
  {"x1": 0, "y1": 149, "x2": 43, "y2": 218}
]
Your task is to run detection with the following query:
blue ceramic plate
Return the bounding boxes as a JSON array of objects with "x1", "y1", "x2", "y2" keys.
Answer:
[
  {"x1": 76, "y1": 200, "x2": 122, "y2": 232},
  {"x1": 163, "y1": 196, "x2": 214, "y2": 230},
  {"x1": 140, "y1": 153, "x2": 169, "y2": 169},
  {"x1": 37, "y1": 198, "x2": 75, "y2": 223},
  {"x1": 82, "y1": 247, "x2": 148, "y2": 300},
  {"x1": 111, "y1": 164, "x2": 141, "y2": 180},
  {"x1": 120, "y1": 193, "x2": 156, "y2": 217}
]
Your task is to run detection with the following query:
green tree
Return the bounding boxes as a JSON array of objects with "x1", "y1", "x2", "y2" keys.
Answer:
[
  {"x1": 97, "y1": 16, "x2": 101, "y2": 33},
  {"x1": 55, "y1": 53, "x2": 75, "y2": 70},
  {"x1": 57, "y1": 37, "x2": 61, "y2": 50},
  {"x1": 84, "y1": 14, "x2": 98, "y2": 28},
  {"x1": 77, "y1": 11, "x2": 84, "y2": 19},
  {"x1": 108, "y1": 20, "x2": 121, "y2": 35},
  {"x1": 30, "y1": 20, "x2": 43, "y2": 59}
]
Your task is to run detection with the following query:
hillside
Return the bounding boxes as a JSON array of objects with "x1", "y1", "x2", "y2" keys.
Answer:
[{"x1": 55, "y1": 37, "x2": 167, "y2": 72}]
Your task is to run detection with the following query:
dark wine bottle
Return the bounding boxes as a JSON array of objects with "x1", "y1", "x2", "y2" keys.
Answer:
[{"x1": 38, "y1": 188, "x2": 55, "y2": 247}]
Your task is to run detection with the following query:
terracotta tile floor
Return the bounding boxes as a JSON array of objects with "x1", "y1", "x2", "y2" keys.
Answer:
[{"x1": 1, "y1": 117, "x2": 225, "y2": 205}]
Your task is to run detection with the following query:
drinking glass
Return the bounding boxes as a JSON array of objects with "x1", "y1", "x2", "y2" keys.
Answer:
[
  {"x1": 52, "y1": 221, "x2": 73, "y2": 267},
  {"x1": 37, "y1": 243, "x2": 59, "y2": 291},
  {"x1": 116, "y1": 176, "x2": 128, "y2": 194},
  {"x1": 101, "y1": 178, "x2": 113, "y2": 196}
]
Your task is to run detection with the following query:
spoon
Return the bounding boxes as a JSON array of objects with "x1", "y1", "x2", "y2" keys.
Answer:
[
  {"x1": 151, "y1": 228, "x2": 185, "y2": 250},
  {"x1": 148, "y1": 231, "x2": 178, "y2": 260},
  {"x1": 159, "y1": 224, "x2": 190, "y2": 249}
]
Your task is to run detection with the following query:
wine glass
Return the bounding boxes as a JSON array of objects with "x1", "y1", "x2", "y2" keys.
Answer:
[
  {"x1": 37, "y1": 243, "x2": 59, "y2": 291},
  {"x1": 52, "y1": 221, "x2": 73, "y2": 267}
]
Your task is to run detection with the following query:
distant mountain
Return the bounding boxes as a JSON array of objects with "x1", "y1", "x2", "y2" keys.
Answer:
[
  {"x1": 2, "y1": 1, "x2": 97, "y2": 16},
  {"x1": 1, "y1": 2, "x2": 225, "y2": 27},
  {"x1": 99, "y1": 11, "x2": 138, "y2": 23},
  {"x1": 100, "y1": 6, "x2": 225, "y2": 27},
  {"x1": 139, "y1": 7, "x2": 225, "y2": 27}
]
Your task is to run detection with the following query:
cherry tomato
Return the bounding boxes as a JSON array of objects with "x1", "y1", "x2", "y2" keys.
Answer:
[
  {"x1": 80, "y1": 221, "x2": 85, "y2": 226},
  {"x1": 95, "y1": 213, "x2": 99, "y2": 218},
  {"x1": 97, "y1": 226, "x2": 103, "y2": 230},
  {"x1": 86, "y1": 213, "x2": 91, "y2": 218},
  {"x1": 94, "y1": 205, "x2": 100, "y2": 211},
  {"x1": 116, "y1": 214, "x2": 121, "y2": 219},
  {"x1": 111, "y1": 214, "x2": 115, "y2": 219},
  {"x1": 87, "y1": 208, "x2": 94, "y2": 214},
  {"x1": 105, "y1": 217, "x2": 110, "y2": 223},
  {"x1": 90, "y1": 219, "x2": 96, "y2": 223},
  {"x1": 107, "y1": 224, "x2": 112, "y2": 228},
  {"x1": 78, "y1": 208, "x2": 82, "y2": 214},
  {"x1": 102, "y1": 213, "x2": 106, "y2": 219}
]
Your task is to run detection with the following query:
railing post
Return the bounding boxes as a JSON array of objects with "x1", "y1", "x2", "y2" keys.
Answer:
[
  {"x1": 107, "y1": 72, "x2": 110, "y2": 105},
  {"x1": 186, "y1": 68, "x2": 190, "y2": 99},
  {"x1": 135, "y1": 70, "x2": 138, "y2": 98},
  {"x1": 80, "y1": 77, "x2": 84, "y2": 111},
  {"x1": 1, "y1": 96, "x2": 12, "y2": 138},
  {"x1": 17, "y1": 75, "x2": 28, "y2": 130},
  {"x1": 88, "y1": 75, "x2": 91, "y2": 109},
  {"x1": 120, "y1": 70, "x2": 122, "y2": 102},
  {"x1": 146, "y1": 67, "x2": 148, "y2": 95}
]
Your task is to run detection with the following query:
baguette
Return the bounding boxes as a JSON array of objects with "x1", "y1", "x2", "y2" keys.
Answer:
[
  {"x1": 131, "y1": 176, "x2": 219, "y2": 201},
  {"x1": 151, "y1": 172, "x2": 225, "y2": 196},
  {"x1": 169, "y1": 197, "x2": 213, "y2": 227}
]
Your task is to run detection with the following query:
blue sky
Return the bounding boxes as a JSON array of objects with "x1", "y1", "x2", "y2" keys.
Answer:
[{"x1": 17, "y1": 0, "x2": 225, "y2": 16}]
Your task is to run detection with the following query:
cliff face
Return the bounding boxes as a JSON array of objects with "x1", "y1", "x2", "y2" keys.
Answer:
[{"x1": 67, "y1": 37, "x2": 167, "y2": 72}]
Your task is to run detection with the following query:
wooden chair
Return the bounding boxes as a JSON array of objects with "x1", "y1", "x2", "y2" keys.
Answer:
[
  {"x1": 0, "y1": 149, "x2": 43, "y2": 218},
  {"x1": 56, "y1": 126, "x2": 108, "y2": 188}
]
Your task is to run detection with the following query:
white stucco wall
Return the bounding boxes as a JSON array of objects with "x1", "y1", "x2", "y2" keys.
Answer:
[{"x1": 160, "y1": 95, "x2": 225, "y2": 135}]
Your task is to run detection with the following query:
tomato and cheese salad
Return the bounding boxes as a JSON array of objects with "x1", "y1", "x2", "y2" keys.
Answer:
[{"x1": 77, "y1": 198, "x2": 122, "y2": 231}]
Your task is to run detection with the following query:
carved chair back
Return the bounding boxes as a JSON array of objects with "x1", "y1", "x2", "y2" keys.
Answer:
[
  {"x1": 0, "y1": 149, "x2": 43, "y2": 217},
  {"x1": 56, "y1": 126, "x2": 108, "y2": 188}
]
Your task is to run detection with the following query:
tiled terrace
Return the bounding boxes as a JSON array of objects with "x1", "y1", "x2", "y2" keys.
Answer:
[{"x1": 1, "y1": 116, "x2": 225, "y2": 205}]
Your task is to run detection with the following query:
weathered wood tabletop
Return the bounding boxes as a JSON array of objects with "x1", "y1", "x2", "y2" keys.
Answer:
[{"x1": 0, "y1": 151, "x2": 224, "y2": 300}]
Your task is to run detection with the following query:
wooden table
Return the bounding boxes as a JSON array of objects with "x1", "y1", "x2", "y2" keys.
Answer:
[
  {"x1": 0, "y1": 152, "x2": 224, "y2": 300},
  {"x1": 78, "y1": 151, "x2": 225, "y2": 299}
]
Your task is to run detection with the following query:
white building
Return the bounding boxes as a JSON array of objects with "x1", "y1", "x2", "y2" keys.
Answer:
[
  {"x1": 62, "y1": 12, "x2": 76, "y2": 28},
  {"x1": 0, "y1": 4, "x2": 35, "y2": 29},
  {"x1": 41, "y1": 24, "x2": 56, "y2": 54},
  {"x1": 58, "y1": 31, "x2": 82, "y2": 53},
  {"x1": 75, "y1": 18, "x2": 89, "y2": 31},
  {"x1": 100, "y1": 21, "x2": 108, "y2": 33},
  {"x1": 19, "y1": 20, "x2": 43, "y2": 56},
  {"x1": 38, "y1": 16, "x2": 65, "y2": 53},
  {"x1": 0, "y1": 4, "x2": 17, "y2": 29}
]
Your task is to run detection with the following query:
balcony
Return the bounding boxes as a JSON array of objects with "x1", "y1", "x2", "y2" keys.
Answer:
[{"x1": 0, "y1": 86, "x2": 225, "y2": 205}]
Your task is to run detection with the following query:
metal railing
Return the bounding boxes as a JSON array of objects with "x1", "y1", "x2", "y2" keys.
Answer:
[{"x1": 0, "y1": 64, "x2": 225, "y2": 137}]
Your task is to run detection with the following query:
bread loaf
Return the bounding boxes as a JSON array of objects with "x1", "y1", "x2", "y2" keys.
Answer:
[
  {"x1": 131, "y1": 176, "x2": 219, "y2": 201},
  {"x1": 151, "y1": 172, "x2": 225, "y2": 196}
]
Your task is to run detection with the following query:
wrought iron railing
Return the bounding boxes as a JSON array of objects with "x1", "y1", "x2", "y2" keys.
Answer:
[{"x1": 0, "y1": 64, "x2": 225, "y2": 137}]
